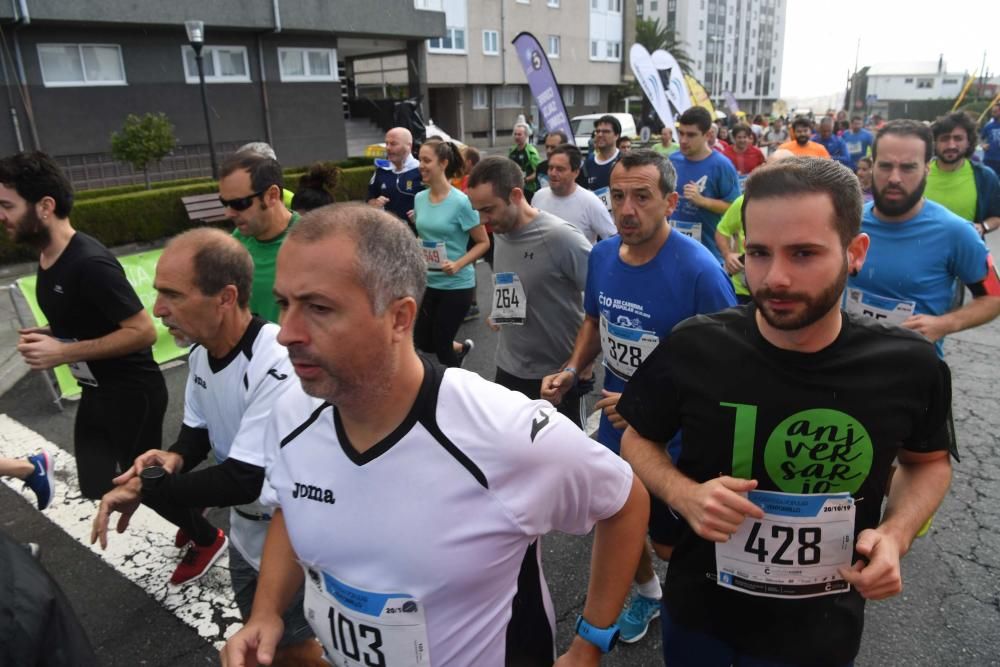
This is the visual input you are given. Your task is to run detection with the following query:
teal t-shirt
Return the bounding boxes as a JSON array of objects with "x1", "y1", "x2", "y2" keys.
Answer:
[{"x1": 414, "y1": 187, "x2": 481, "y2": 290}]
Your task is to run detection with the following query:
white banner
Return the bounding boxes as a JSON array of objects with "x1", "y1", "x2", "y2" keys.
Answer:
[
  {"x1": 652, "y1": 49, "x2": 692, "y2": 119},
  {"x1": 630, "y1": 44, "x2": 674, "y2": 130}
]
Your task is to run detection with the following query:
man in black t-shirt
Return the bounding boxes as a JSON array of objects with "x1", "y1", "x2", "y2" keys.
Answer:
[
  {"x1": 618, "y1": 157, "x2": 955, "y2": 667},
  {"x1": 1, "y1": 152, "x2": 167, "y2": 499}
]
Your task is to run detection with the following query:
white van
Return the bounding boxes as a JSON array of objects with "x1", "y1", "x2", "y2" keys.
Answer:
[{"x1": 569, "y1": 113, "x2": 639, "y2": 150}]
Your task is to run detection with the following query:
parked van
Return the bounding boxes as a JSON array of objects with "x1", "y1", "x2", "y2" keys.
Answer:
[{"x1": 569, "y1": 113, "x2": 639, "y2": 150}]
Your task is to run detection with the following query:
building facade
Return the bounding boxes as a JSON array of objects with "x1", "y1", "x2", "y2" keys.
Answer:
[{"x1": 636, "y1": 0, "x2": 786, "y2": 115}]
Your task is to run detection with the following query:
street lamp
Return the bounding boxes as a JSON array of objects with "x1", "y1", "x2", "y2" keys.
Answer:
[
  {"x1": 185, "y1": 20, "x2": 219, "y2": 180},
  {"x1": 708, "y1": 35, "x2": 724, "y2": 108}
]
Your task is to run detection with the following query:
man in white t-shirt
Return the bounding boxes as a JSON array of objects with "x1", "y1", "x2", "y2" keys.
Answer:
[
  {"x1": 221, "y1": 204, "x2": 650, "y2": 667},
  {"x1": 533, "y1": 143, "x2": 617, "y2": 244}
]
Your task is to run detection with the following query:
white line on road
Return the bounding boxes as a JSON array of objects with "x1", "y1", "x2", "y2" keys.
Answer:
[{"x1": 0, "y1": 413, "x2": 242, "y2": 648}]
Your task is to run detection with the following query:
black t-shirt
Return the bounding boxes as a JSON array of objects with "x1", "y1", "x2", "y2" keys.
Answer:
[
  {"x1": 618, "y1": 304, "x2": 954, "y2": 666},
  {"x1": 35, "y1": 232, "x2": 160, "y2": 388}
]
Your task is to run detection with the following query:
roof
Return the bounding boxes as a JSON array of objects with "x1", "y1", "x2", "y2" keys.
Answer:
[{"x1": 866, "y1": 61, "x2": 957, "y2": 76}]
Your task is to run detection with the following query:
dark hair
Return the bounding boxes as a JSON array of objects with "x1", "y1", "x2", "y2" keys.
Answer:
[
  {"x1": 741, "y1": 157, "x2": 862, "y2": 248},
  {"x1": 545, "y1": 130, "x2": 568, "y2": 144},
  {"x1": 291, "y1": 162, "x2": 340, "y2": 212},
  {"x1": 550, "y1": 143, "x2": 583, "y2": 171},
  {"x1": 855, "y1": 156, "x2": 873, "y2": 170},
  {"x1": 731, "y1": 123, "x2": 753, "y2": 138},
  {"x1": 420, "y1": 139, "x2": 465, "y2": 179},
  {"x1": 596, "y1": 114, "x2": 622, "y2": 137},
  {"x1": 462, "y1": 145, "x2": 481, "y2": 172},
  {"x1": 220, "y1": 152, "x2": 284, "y2": 192},
  {"x1": 616, "y1": 136, "x2": 632, "y2": 148},
  {"x1": 614, "y1": 148, "x2": 677, "y2": 196},
  {"x1": 873, "y1": 119, "x2": 933, "y2": 164},
  {"x1": 791, "y1": 116, "x2": 813, "y2": 131},
  {"x1": 168, "y1": 228, "x2": 254, "y2": 308},
  {"x1": 468, "y1": 156, "x2": 524, "y2": 202},
  {"x1": 0, "y1": 151, "x2": 74, "y2": 217},
  {"x1": 931, "y1": 112, "x2": 978, "y2": 159},
  {"x1": 850, "y1": 115, "x2": 862, "y2": 123},
  {"x1": 677, "y1": 106, "x2": 712, "y2": 133},
  {"x1": 753, "y1": 114, "x2": 764, "y2": 124}
]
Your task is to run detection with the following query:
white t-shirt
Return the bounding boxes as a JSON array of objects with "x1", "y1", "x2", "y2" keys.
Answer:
[
  {"x1": 261, "y1": 360, "x2": 633, "y2": 667},
  {"x1": 532, "y1": 186, "x2": 617, "y2": 244},
  {"x1": 184, "y1": 317, "x2": 293, "y2": 567}
]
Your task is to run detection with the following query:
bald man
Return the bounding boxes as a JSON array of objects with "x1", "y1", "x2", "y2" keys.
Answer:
[{"x1": 367, "y1": 127, "x2": 424, "y2": 231}]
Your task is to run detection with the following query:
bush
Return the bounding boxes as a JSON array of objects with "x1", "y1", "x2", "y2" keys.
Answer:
[{"x1": 110, "y1": 113, "x2": 177, "y2": 189}]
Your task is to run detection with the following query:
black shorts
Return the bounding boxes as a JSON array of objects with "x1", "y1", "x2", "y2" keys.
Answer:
[{"x1": 648, "y1": 493, "x2": 686, "y2": 547}]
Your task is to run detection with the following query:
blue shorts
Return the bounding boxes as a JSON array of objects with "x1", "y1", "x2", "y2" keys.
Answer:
[{"x1": 228, "y1": 544, "x2": 314, "y2": 647}]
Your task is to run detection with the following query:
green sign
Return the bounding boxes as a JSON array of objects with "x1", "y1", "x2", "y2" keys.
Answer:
[{"x1": 16, "y1": 248, "x2": 188, "y2": 398}]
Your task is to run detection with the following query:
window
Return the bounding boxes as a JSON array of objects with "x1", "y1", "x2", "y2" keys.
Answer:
[
  {"x1": 650, "y1": 0, "x2": 658, "y2": 8},
  {"x1": 483, "y1": 30, "x2": 499, "y2": 55},
  {"x1": 917, "y1": 78, "x2": 933, "y2": 88},
  {"x1": 605, "y1": 41, "x2": 621, "y2": 60},
  {"x1": 548, "y1": 0, "x2": 560, "y2": 6},
  {"x1": 547, "y1": 35, "x2": 560, "y2": 58},
  {"x1": 278, "y1": 48, "x2": 337, "y2": 82},
  {"x1": 699, "y1": 20, "x2": 704, "y2": 29},
  {"x1": 428, "y1": 27, "x2": 466, "y2": 52},
  {"x1": 517, "y1": 0, "x2": 530, "y2": 4},
  {"x1": 414, "y1": 0, "x2": 444, "y2": 8},
  {"x1": 182, "y1": 45, "x2": 250, "y2": 83},
  {"x1": 496, "y1": 85, "x2": 523, "y2": 108},
  {"x1": 943, "y1": 78, "x2": 958, "y2": 84},
  {"x1": 591, "y1": 40, "x2": 600, "y2": 58},
  {"x1": 904, "y1": 77, "x2": 914, "y2": 83},
  {"x1": 608, "y1": 0, "x2": 622, "y2": 10},
  {"x1": 584, "y1": 85, "x2": 600, "y2": 106},
  {"x1": 473, "y1": 85, "x2": 488, "y2": 109},
  {"x1": 38, "y1": 44, "x2": 126, "y2": 87},
  {"x1": 563, "y1": 85, "x2": 575, "y2": 105},
  {"x1": 591, "y1": 0, "x2": 600, "y2": 8}
]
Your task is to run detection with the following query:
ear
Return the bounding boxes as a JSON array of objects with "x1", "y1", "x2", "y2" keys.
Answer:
[
  {"x1": 388, "y1": 296, "x2": 418, "y2": 342},
  {"x1": 847, "y1": 232, "x2": 870, "y2": 275},
  {"x1": 264, "y1": 184, "x2": 282, "y2": 207},
  {"x1": 36, "y1": 195, "x2": 57, "y2": 218},
  {"x1": 509, "y1": 187, "x2": 525, "y2": 206},
  {"x1": 218, "y1": 284, "x2": 240, "y2": 309}
]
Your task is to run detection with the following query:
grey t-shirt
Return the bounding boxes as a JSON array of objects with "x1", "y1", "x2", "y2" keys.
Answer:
[
  {"x1": 532, "y1": 186, "x2": 617, "y2": 244},
  {"x1": 493, "y1": 210, "x2": 592, "y2": 380}
]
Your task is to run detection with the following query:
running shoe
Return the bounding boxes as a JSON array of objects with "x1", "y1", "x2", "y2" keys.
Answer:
[
  {"x1": 616, "y1": 594, "x2": 661, "y2": 643},
  {"x1": 174, "y1": 528, "x2": 190, "y2": 549},
  {"x1": 24, "y1": 449, "x2": 54, "y2": 510},
  {"x1": 170, "y1": 529, "x2": 228, "y2": 585},
  {"x1": 464, "y1": 304, "x2": 481, "y2": 322},
  {"x1": 457, "y1": 339, "x2": 474, "y2": 367}
]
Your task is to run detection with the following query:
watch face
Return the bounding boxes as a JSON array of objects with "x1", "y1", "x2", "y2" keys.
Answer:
[{"x1": 140, "y1": 465, "x2": 167, "y2": 480}]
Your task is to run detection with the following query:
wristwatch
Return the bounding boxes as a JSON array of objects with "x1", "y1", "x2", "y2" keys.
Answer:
[
  {"x1": 140, "y1": 465, "x2": 167, "y2": 492},
  {"x1": 575, "y1": 615, "x2": 620, "y2": 653}
]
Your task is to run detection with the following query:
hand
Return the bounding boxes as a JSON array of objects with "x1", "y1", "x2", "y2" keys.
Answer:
[
  {"x1": 554, "y1": 636, "x2": 602, "y2": 666},
  {"x1": 17, "y1": 333, "x2": 67, "y2": 370},
  {"x1": 594, "y1": 390, "x2": 626, "y2": 430},
  {"x1": 901, "y1": 314, "x2": 952, "y2": 343},
  {"x1": 368, "y1": 196, "x2": 390, "y2": 209},
  {"x1": 486, "y1": 317, "x2": 500, "y2": 332},
  {"x1": 683, "y1": 182, "x2": 704, "y2": 206},
  {"x1": 724, "y1": 252, "x2": 744, "y2": 276},
  {"x1": 220, "y1": 615, "x2": 285, "y2": 667},
  {"x1": 114, "y1": 449, "x2": 184, "y2": 486},
  {"x1": 440, "y1": 260, "x2": 459, "y2": 276},
  {"x1": 541, "y1": 370, "x2": 575, "y2": 406},
  {"x1": 406, "y1": 208, "x2": 415, "y2": 222},
  {"x1": 90, "y1": 480, "x2": 142, "y2": 549},
  {"x1": 838, "y1": 528, "x2": 904, "y2": 600},
  {"x1": 18, "y1": 326, "x2": 51, "y2": 336},
  {"x1": 673, "y1": 476, "x2": 763, "y2": 542}
]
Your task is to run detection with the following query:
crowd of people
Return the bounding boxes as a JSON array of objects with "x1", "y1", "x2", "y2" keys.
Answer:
[{"x1": 2, "y1": 99, "x2": 999, "y2": 667}]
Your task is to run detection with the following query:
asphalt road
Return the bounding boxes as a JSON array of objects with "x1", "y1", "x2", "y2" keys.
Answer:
[{"x1": 1, "y1": 256, "x2": 999, "y2": 666}]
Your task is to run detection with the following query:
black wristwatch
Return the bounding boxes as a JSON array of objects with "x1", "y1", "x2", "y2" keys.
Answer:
[{"x1": 140, "y1": 465, "x2": 167, "y2": 491}]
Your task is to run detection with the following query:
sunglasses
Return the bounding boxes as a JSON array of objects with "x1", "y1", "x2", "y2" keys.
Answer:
[{"x1": 219, "y1": 189, "x2": 268, "y2": 211}]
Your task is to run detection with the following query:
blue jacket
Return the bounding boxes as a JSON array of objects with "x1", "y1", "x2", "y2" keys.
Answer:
[
  {"x1": 971, "y1": 159, "x2": 1000, "y2": 224},
  {"x1": 812, "y1": 133, "x2": 852, "y2": 166}
]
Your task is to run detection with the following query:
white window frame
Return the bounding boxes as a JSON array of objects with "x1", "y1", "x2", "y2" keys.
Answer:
[
  {"x1": 547, "y1": 35, "x2": 560, "y2": 58},
  {"x1": 563, "y1": 85, "x2": 575, "y2": 106},
  {"x1": 482, "y1": 30, "x2": 499, "y2": 55},
  {"x1": 496, "y1": 85, "x2": 523, "y2": 109},
  {"x1": 414, "y1": 0, "x2": 444, "y2": 8},
  {"x1": 547, "y1": 0, "x2": 560, "y2": 6},
  {"x1": 182, "y1": 45, "x2": 251, "y2": 84},
  {"x1": 428, "y1": 27, "x2": 467, "y2": 54},
  {"x1": 38, "y1": 43, "x2": 127, "y2": 87},
  {"x1": 608, "y1": 0, "x2": 622, "y2": 11},
  {"x1": 473, "y1": 85, "x2": 489, "y2": 109},
  {"x1": 277, "y1": 48, "x2": 338, "y2": 82},
  {"x1": 590, "y1": 40, "x2": 600, "y2": 58},
  {"x1": 584, "y1": 85, "x2": 600, "y2": 106}
]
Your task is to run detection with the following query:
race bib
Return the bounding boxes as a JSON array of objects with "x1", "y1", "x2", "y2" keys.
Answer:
[
  {"x1": 673, "y1": 220, "x2": 702, "y2": 242},
  {"x1": 843, "y1": 288, "x2": 915, "y2": 326},
  {"x1": 846, "y1": 141, "x2": 862, "y2": 155},
  {"x1": 599, "y1": 315, "x2": 659, "y2": 380},
  {"x1": 491, "y1": 272, "x2": 527, "y2": 325},
  {"x1": 738, "y1": 174, "x2": 749, "y2": 192},
  {"x1": 420, "y1": 240, "x2": 448, "y2": 271},
  {"x1": 303, "y1": 565, "x2": 431, "y2": 667},
  {"x1": 594, "y1": 186, "x2": 612, "y2": 211},
  {"x1": 716, "y1": 490, "x2": 855, "y2": 599},
  {"x1": 59, "y1": 338, "x2": 98, "y2": 387}
]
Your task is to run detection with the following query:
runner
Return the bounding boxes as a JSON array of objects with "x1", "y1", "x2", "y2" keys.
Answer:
[
  {"x1": 90, "y1": 228, "x2": 325, "y2": 665},
  {"x1": 812, "y1": 117, "x2": 852, "y2": 166},
  {"x1": 721, "y1": 123, "x2": 767, "y2": 189},
  {"x1": 652, "y1": 126, "x2": 680, "y2": 156},
  {"x1": 619, "y1": 156, "x2": 956, "y2": 667},
  {"x1": 979, "y1": 102, "x2": 1000, "y2": 177},
  {"x1": 842, "y1": 115, "x2": 874, "y2": 171},
  {"x1": 2, "y1": 151, "x2": 168, "y2": 501},
  {"x1": 509, "y1": 122, "x2": 542, "y2": 203},
  {"x1": 761, "y1": 117, "x2": 788, "y2": 156},
  {"x1": 366, "y1": 127, "x2": 423, "y2": 230},
  {"x1": 855, "y1": 156, "x2": 874, "y2": 202},
  {"x1": 412, "y1": 139, "x2": 490, "y2": 367},
  {"x1": 578, "y1": 114, "x2": 622, "y2": 211},
  {"x1": 532, "y1": 143, "x2": 617, "y2": 245},
  {"x1": 220, "y1": 204, "x2": 650, "y2": 667},
  {"x1": 541, "y1": 149, "x2": 736, "y2": 644},
  {"x1": 467, "y1": 156, "x2": 592, "y2": 426},
  {"x1": 0, "y1": 450, "x2": 54, "y2": 510},
  {"x1": 847, "y1": 119, "x2": 1000, "y2": 358},
  {"x1": 669, "y1": 106, "x2": 741, "y2": 262},
  {"x1": 535, "y1": 130, "x2": 568, "y2": 190},
  {"x1": 779, "y1": 117, "x2": 831, "y2": 159}
]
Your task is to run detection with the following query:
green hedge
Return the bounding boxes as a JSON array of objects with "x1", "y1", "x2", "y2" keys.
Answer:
[{"x1": 0, "y1": 166, "x2": 374, "y2": 265}]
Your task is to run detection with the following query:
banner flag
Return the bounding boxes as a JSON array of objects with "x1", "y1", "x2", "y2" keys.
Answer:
[
  {"x1": 631, "y1": 44, "x2": 674, "y2": 129},
  {"x1": 651, "y1": 49, "x2": 691, "y2": 118},
  {"x1": 512, "y1": 32, "x2": 572, "y2": 139}
]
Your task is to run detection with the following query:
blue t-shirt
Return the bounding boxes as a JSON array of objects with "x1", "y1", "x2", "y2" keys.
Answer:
[
  {"x1": 981, "y1": 119, "x2": 1000, "y2": 163},
  {"x1": 367, "y1": 157, "x2": 424, "y2": 223},
  {"x1": 584, "y1": 230, "x2": 737, "y2": 452},
  {"x1": 812, "y1": 133, "x2": 852, "y2": 166},
  {"x1": 414, "y1": 187, "x2": 481, "y2": 290},
  {"x1": 848, "y1": 199, "x2": 989, "y2": 356},
  {"x1": 670, "y1": 150, "x2": 741, "y2": 263},
  {"x1": 841, "y1": 129, "x2": 874, "y2": 170}
]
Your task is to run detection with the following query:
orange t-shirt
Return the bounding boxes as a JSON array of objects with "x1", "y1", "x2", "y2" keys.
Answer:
[{"x1": 777, "y1": 140, "x2": 831, "y2": 159}]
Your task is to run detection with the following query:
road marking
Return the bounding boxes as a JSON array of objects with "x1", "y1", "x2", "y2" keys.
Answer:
[{"x1": 0, "y1": 413, "x2": 242, "y2": 648}]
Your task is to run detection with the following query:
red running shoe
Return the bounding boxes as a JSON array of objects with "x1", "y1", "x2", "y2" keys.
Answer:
[{"x1": 169, "y1": 529, "x2": 227, "y2": 586}]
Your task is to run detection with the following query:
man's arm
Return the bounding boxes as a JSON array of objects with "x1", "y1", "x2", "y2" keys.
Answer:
[
  {"x1": 904, "y1": 294, "x2": 1000, "y2": 342},
  {"x1": 683, "y1": 182, "x2": 732, "y2": 215},
  {"x1": 17, "y1": 309, "x2": 156, "y2": 370},
  {"x1": 221, "y1": 509, "x2": 304, "y2": 667},
  {"x1": 541, "y1": 315, "x2": 602, "y2": 405},
  {"x1": 556, "y1": 477, "x2": 649, "y2": 665},
  {"x1": 715, "y1": 229, "x2": 743, "y2": 276},
  {"x1": 839, "y1": 449, "x2": 951, "y2": 599}
]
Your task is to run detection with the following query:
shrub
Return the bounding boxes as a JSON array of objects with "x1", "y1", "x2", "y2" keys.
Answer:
[{"x1": 110, "y1": 113, "x2": 178, "y2": 190}]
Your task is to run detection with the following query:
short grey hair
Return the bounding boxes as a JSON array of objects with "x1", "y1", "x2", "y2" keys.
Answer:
[
  {"x1": 513, "y1": 122, "x2": 530, "y2": 135},
  {"x1": 165, "y1": 228, "x2": 254, "y2": 308},
  {"x1": 237, "y1": 141, "x2": 278, "y2": 160},
  {"x1": 288, "y1": 203, "x2": 426, "y2": 314},
  {"x1": 614, "y1": 148, "x2": 677, "y2": 196}
]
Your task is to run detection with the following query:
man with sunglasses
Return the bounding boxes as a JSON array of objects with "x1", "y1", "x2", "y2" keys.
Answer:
[{"x1": 221, "y1": 152, "x2": 299, "y2": 324}]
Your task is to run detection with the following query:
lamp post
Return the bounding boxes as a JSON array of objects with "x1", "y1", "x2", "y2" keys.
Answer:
[{"x1": 185, "y1": 20, "x2": 219, "y2": 180}]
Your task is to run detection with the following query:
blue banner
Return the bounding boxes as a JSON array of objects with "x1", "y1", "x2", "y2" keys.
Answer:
[{"x1": 512, "y1": 32, "x2": 572, "y2": 139}]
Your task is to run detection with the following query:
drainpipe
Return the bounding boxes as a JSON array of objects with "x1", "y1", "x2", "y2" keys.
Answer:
[
  {"x1": 256, "y1": 0, "x2": 281, "y2": 146},
  {"x1": 11, "y1": 0, "x2": 40, "y2": 149}
]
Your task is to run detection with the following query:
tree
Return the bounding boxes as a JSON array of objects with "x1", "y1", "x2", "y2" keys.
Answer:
[
  {"x1": 635, "y1": 18, "x2": 694, "y2": 75},
  {"x1": 110, "y1": 113, "x2": 176, "y2": 189}
]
